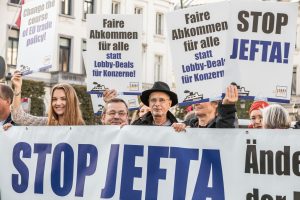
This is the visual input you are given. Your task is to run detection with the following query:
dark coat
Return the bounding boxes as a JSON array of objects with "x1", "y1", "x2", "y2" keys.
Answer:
[
  {"x1": 3, "y1": 113, "x2": 15, "y2": 125},
  {"x1": 294, "y1": 121, "x2": 300, "y2": 129},
  {"x1": 185, "y1": 103, "x2": 236, "y2": 128},
  {"x1": 132, "y1": 111, "x2": 178, "y2": 126}
]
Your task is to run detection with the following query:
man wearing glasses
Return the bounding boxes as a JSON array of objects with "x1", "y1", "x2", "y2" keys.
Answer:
[
  {"x1": 132, "y1": 81, "x2": 178, "y2": 126},
  {"x1": 101, "y1": 98, "x2": 129, "y2": 126}
]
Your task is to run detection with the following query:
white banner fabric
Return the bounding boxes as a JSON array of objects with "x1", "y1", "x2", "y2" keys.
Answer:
[{"x1": 0, "y1": 127, "x2": 300, "y2": 199}]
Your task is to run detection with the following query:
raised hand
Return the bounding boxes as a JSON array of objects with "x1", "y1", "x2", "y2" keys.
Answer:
[
  {"x1": 11, "y1": 71, "x2": 23, "y2": 92},
  {"x1": 103, "y1": 89, "x2": 117, "y2": 103},
  {"x1": 222, "y1": 84, "x2": 238, "y2": 105}
]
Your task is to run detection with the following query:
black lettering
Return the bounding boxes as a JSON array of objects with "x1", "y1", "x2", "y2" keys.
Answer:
[
  {"x1": 245, "y1": 139, "x2": 259, "y2": 174},
  {"x1": 250, "y1": 11, "x2": 262, "y2": 32},
  {"x1": 238, "y1": 11, "x2": 249, "y2": 32}
]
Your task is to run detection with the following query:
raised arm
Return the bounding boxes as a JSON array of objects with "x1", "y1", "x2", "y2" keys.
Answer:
[
  {"x1": 103, "y1": 89, "x2": 117, "y2": 103},
  {"x1": 10, "y1": 71, "x2": 47, "y2": 126},
  {"x1": 11, "y1": 71, "x2": 22, "y2": 111},
  {"x1": 216, "y1": 84, "x2": 238, "y2": 128},
  {"x1": 222, "y1": 84, "x2": 238, "y2": 105}
]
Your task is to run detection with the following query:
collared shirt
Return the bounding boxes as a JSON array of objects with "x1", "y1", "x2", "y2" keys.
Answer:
[{"x1": 153, "y1": 119, "x2": 172, "y2": 126}]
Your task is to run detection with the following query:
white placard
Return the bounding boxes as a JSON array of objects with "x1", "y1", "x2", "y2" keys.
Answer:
[
  {"x1": 17, "y1": 0, "x2": 57, "y2": 75},
  {"x1": 166, "y1": 2, "x2": 230, "y2": 106},
  {"x1": 225, "y1": 0, "x2": 298, "y2": 103},
  {"x1": 86, "y1": 15, "x2": 142, "y2": 95}
]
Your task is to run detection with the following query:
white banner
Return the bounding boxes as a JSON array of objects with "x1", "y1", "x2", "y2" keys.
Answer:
[
  {"x1": 17, "y1": 0, "x2": 57, "y2": 75},
  {"x1": 0, "y1": 127, "x2": 300, "y2": 199},
  {"x1": 166, "y1": 2, "x2": 229, "y2": 106},
  {"x1": 225, "y1": 0, "x2": 298, "y2": 103},
  {"x1": 86, "y1": 15, "x2": 143, "y2": 95}
]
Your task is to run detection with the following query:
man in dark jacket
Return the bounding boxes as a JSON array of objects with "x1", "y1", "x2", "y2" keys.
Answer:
[
  {"x1": 187, "y1": 101, "x2": 236, "y2": 128},
  {"x1": 132, "y1": 81, "x2": 178, "y2": 126},
  {"x1": 0, "y1": 84, "x2": 15, "y2": 126},
  {"x1": 172, "y1": 84, "x2": 238, "y2": 130}
]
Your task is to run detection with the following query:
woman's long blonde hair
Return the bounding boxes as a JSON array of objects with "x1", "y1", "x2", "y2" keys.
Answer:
[{"x1": 47, "y1": 83, "x2": 85, "y2": 125}]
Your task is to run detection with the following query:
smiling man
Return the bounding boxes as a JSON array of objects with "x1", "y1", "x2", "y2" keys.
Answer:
[{"x1": 132, "y1": 81, "x2": 178, "y2": 126}]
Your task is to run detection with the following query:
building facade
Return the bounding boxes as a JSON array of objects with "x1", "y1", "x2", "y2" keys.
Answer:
[
  {"x1": 1, "y1": 0, "x2": 300, "y2": 119},
  {"x1": 0, "y1": 0, "x2": 175, "y2": 108}
]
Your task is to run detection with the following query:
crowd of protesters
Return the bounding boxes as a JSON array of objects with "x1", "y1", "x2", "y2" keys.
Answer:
[{"x1": 1, "y1": 71, "x2": 300, "y2": 131}]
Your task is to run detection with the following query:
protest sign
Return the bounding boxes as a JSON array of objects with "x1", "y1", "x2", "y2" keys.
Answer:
[
  {"x1": 166, "y1": 2, "x2": 229, "y2": 106},
  {"x1": 225, "y1": 0, "x2": 298, "y2": 103},
  {"x1": 16, "y1": 0, "x2": 57, "y2": 75},
  {"x1": 85, "y1": 15, "x2": 142, "y2": 95},
  {"x1": 90, "y1": 94, "x2": 139, "y2": 115},
  {"x1": 0, "y1": 127, "x2": 300, "y2": 199}
]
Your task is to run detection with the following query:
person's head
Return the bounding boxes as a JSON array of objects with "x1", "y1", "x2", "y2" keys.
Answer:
[
  {"x1": 48, "y1": 83, "x2": 84, "y2": 125},
  {"x1": 262, "y1": 104, "x2": 290, "y2": 129},
  {"x1": 0, "y1": 84, "x2": 13, "y2": 120},
  {"x1": 101, "y1": 98, "x2": 129, "y2": 125},
  {"x1": 138, "y1": 103, "x2": 151, "y2": 118},
  {"x1": 148, "y1": 91, "x2": 173, "y2": 118},
  {"x1": 140, "y1": 81, "x2": 178, "y2": 119},
  {"x1": 249, "y1": 101, "x2": 269, "y2": 128},
  {"x1": 193, "y1": 101, "x2": 218, "y2": 124}
]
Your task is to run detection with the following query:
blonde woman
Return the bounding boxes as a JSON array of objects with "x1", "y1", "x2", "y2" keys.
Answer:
[{"x1": 6, "y1": 71, "x2": 84, "y2": 127}]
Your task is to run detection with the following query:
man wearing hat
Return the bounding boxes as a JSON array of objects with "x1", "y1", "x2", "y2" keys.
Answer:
[{"x1": 131, "y1": 81, "x2": 178, "y2": 126}]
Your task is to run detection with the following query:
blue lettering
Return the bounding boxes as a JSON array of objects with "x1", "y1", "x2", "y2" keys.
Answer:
[
  {"x1": 51, "y1": 143, "x2": 74, "y2": 196},
  {"x1": 170, "y1": 147, "x2": 199, "y2": 200},
  {"x1": 249, "y1": 40, "x2": 260, "y2": 61},
  {"x1": 34, "y1": 143, "x2": 52, "y2": 194},
  {"x1": 192, "y1": 149, "x2": 224, "y2": 200},
  {"x1": 145, "y1": 146, "x2": 169, "y2": 200},
  {"x1": 230, "y1": 38, "x2": 238, "y2": 59},
  {"x1": 260, "y1": 40, "x2": 272, "y2": 62},
  {"x1": 239, "y1": 39, "x2": 249, "y2": 60},
  {"x1": 101, "y1": 144, "x2": 119, "y2": 198},
  {"x1": 230, "y1": 38, "x2": 287, "y2": 64},
  {"x1": 12, "y1": 142, "x2": 31, "y2": 193},
  {"x1": 269, "y1": 42, "x2": 282, "y2": 63},
  {"x1": 120, "y1": 145, "x2": 143, "y2": 200},
  {"x1": 75, "y1": 144, "x2": 98, "y2": 197}
]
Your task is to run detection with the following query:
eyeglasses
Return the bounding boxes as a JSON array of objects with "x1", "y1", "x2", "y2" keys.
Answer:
[
  {"x1": 149, "y1": 98, "x2": 170, "y2": 104},
  {"x1": 106, "y1": 111, "x2": 127, "y2": 117}
]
